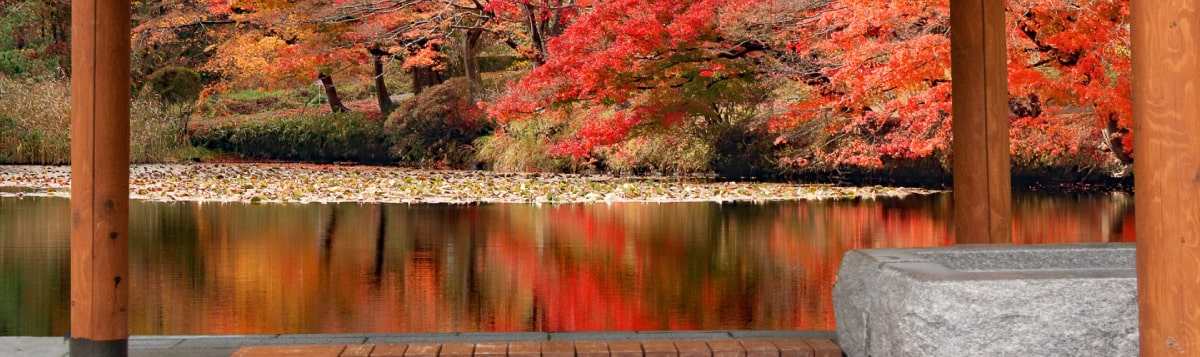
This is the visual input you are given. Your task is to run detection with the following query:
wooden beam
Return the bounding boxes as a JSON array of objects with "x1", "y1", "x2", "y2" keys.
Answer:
[
  {"x1": 70, "y1": 0, "x2": 131, "y2": 351},
  {"x1": 950, "y1": 0, "x2": 1011, "y2": 244},
  {"x1": 1132, "y1": 1, "x2": 1200, "y2": 354}
]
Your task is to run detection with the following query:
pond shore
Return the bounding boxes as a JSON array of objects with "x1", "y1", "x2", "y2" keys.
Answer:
[{"x1": 0, "y1": 164, "x2": 937, "y2": 204}]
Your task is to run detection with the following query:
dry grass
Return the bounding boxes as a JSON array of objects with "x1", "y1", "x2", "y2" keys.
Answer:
[
  {"x1": 0, "y1": 76, "x2": 195, "y2": 164},
  {"x1": 0, "y1": 77, "x2": 70, "y2": 164}
]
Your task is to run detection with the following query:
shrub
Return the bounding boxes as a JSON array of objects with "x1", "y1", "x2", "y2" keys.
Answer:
[
  {"x1": 197, "y1": 89, "x2": 289, "y2": 117},
  {"x1": 478, "y1": 56, "x2": 521, "y2": 73},
  {"x1": 191, "y1": 111, "x2": 389, "y2": 163},
  {"x1": 0, "y1": 50, "x2": 58, "y2": 78},
  {"x1": 145, "y1": 66, "x2": 204, "y2": 104},
  {"x1": 707, "y1": 120, "x2": 777, "y2": 180},
  {"x1": 0, "y1": 50, "x2": 30, "y2": 77},
  {"x1": 600, "y1": 128, "x2": 712, "y2": 176},
  {"x1": 385, "y1": 78, "x2": 492, "y2": 167},
  {"x1": 475, "y1": 118, "x2": 574, "y2": 172},
  {"x1": 1009, "y1": 113, "x2": 1120, "y2": 181}
]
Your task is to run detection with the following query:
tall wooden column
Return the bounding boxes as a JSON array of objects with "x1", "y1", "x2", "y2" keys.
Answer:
[
  {"x1": 950, "y1": 0, "x2": 1011, "y2": 244},
  {"x1": 1132, "y1": 1, "x2": 1200, "y2": 354},
  {"x1": 70, "y1": 0, "x2": 131, "y2": 352}
]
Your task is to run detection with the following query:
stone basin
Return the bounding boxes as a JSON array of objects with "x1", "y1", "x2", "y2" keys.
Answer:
[{"x1": 833, "y1": 243, "x2": 1137, "y2": 357}]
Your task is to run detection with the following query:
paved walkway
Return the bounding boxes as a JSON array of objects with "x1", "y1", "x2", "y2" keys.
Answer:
[{"x1": 0, "y1": 331, "x2": 838, "y2": 357}]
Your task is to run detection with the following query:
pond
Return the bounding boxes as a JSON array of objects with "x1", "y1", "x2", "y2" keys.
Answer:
[{"x1": 0, "y1": 192, "x2": 1134, "y2": 336}]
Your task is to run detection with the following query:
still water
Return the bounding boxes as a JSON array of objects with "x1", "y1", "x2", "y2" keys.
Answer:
[{"x1": 0, "y1": 192, "x2": 1133, "y2": 336}]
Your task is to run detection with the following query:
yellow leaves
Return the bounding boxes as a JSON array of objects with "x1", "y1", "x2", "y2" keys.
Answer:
[{"x1": 202, "y1": 33, "x2": 289, "y2": 87}]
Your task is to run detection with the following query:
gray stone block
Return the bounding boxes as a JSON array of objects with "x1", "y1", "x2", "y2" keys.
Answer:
[
  {"x1": 365, "y1": 333, "x2": 464, "y2": 344},
  {"x1": 727, "y1": 330, "x2": 836, "y2": 340},
  {"x1": 130, "y1": 347, "x2": 238, "y2": 357},
  {"x1": 165, "y1": 334, "x2": 276, "y2": 339},
  {"x1": 454, "y1": 332, "x2": 550, "y2": 342},
  {"x1": 175, "y1": 335, "x2": 272, "y2": 348},
  {"x1": 833, "y1": 243, "x2": 1138, "y2": 357},
  {"x1": 261, "y1": 335, "x2": 368, "y2": 345},
  {"x1": 636, "y1": 331, "x2": 732, "y2": 340},
  {"x1": 0, "y1": 337, "x2": 69, "y2": 357},
  {"x1": 128, "y1": 337, "x2": 184, "y2": 349},
  {"x1": 549, "y1": 332, "x2": 641, "y2": 341}
]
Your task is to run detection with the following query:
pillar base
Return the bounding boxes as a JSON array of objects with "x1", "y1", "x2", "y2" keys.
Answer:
[{"x1": 70, "y1": 338, "x2": 127, "y2": 357}]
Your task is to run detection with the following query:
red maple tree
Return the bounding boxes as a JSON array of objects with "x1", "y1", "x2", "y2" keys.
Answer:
[
  {"x1": 490, "y1": 0, "x2": 819, "y2": 161},
  {"x1": 773, "y1": 0, "x2": 1131, "y2": 169}
]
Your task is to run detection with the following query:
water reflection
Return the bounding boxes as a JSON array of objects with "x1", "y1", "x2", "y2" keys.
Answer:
[{"x1": 0, "y1": 192, "x2": 1133, "y2": 336}]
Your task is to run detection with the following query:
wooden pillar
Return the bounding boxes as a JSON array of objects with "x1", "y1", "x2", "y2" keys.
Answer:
[
  {"x1": 950, "y1": 0, "x2": 1011, "y2": 244},
  {"x1": 70, "y1": 0, "x2": 130, "y2": 351},
  {"x1": 1132, "y1": 1, "x2": 1200, "y2": 354}
]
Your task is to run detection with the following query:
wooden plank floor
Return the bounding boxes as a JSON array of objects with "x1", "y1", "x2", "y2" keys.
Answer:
[{"x1": 232, "y1": 339, "x2": 843, "y2": 357}]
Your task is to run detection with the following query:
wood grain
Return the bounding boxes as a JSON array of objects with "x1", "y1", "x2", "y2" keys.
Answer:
[
  {"x1": 70, "y1": 0, "x2": 131, "y2": 346},
  {"x1": 950, "y1": 0, "x2": 1011, "y2": 244},
  {"x1": 1133, "y1": 0, "x2": 1200, "y2": 355}
]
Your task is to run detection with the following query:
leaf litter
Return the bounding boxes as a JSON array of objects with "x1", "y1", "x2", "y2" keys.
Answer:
[{"x1": 0, "y1": 164, "x2": 938, "y2": 204}]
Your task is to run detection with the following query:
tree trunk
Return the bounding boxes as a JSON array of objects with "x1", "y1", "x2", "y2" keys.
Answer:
[
  {"x1": 372, "y1": 53, "x2": 394, "y2": 114},
  {"x1": 408, "y1": 41, "x2": 444, "y2": 94},
  {"x1": 1103, "y1": 115, "x2": 1133, "y2": 165},
  {"x1": 545, "y1": 0, "x2": 568, "y2": 38},
  {"x1": 463, "y1": 28, "x2": 484, "y2": 90},
  {"x1": 523, "y1": 3, "x2": 547, "y2": 66},
  {"x1": 411, "y1": 65, "x2": 443, "y2": 95},
  {"x1": 318, "y1": 71, "x2": 349, "y2": 113}
]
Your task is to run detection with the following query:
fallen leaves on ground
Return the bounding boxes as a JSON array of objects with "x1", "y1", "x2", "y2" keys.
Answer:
[{"x1": 0, "y1": 164, "x2": 938, "y2": 204}]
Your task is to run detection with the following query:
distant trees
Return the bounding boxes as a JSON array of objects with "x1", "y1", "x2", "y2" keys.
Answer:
[
  {"x1": 25, "y1": 0, "x2": 1132, "y2": 176},
  {"x1": 0, "y1": 0, "x2": 70, "y2": 76}
]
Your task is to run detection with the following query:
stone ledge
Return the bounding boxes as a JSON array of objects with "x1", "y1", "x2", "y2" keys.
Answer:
[
  {"x1": 833, "y1": 243, "x2": 1137, "y2": 357},
  {"x1": 231, "y1": 339, "x2": 841, "y2": 357}
]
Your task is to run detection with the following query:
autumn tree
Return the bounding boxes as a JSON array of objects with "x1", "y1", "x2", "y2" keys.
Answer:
[
  {"x1": 321, "y1": 0, "x2": 582, "y2": 91},
  {"x1": 131, "y1": 0, "x2": 236, "y2": 86},
  {"x1": 490, "y1": 0, "x2": 823, "y2": 177},
  {"x1": 768, "y1": 0, "x2": 953, "y2": 169},
  {"x1": 482, "y1": 0, "x2": 581, "y2": 66},
  {"x1": 168, "y1": 0, "x2": 375, "y2": 113},
  {"x1": 773, "y1": 0, "x2": 1131, "y2": 171},
  {"x1": 1007, "y1": 0, "x2": 1131, "y2": 166}
]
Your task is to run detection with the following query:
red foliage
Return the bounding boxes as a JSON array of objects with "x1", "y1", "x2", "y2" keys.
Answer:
[
  {"x1": 192, "y1": 0, "x2": 1133, "y2": 171},
  {"x1": 271, "y1": 43, "x2": 369, "y2": 83},
  {"x1": 774, "y1": 0, "x2": 1131, "y2": 168},
  {"x1": 489, "y1": 0, "x2": 774, "y2": 158},
  {"x1": 1006, "y1": 0, "x2": 1131, "y2": 162}
]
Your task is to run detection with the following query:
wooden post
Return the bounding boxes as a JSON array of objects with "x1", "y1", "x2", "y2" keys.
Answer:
[
  {"x1": 950, "y1": 0, "x2": 1011, "y2": 244},
  {"x1": 70, "y1": 0, "x2": 130, "y2": 351},
  {"x1": 1132, "y1": 1, "x2": 1200, "y2": 354}
]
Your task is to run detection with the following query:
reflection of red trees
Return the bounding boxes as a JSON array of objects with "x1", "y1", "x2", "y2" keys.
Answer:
[
  {"x1": 1011, "y1": 194, "x2": 1133, "y2": 244},
  {"x1": 128, "y1": 194, "x2": 1134, "y2": 334}
]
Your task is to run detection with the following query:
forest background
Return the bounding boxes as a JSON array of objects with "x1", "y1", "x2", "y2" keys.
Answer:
[{"x1": 0, "y1": 0, "x2": 1132, "y2": 188}]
